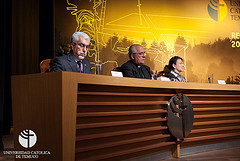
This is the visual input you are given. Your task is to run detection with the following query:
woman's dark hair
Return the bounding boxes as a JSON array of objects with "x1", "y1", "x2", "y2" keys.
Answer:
[{"x1": 163, "y1": 56, "x2": 183, "y2": 74}]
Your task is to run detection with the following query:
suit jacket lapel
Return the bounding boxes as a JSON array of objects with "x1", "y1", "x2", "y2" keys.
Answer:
[
  {"x1": 67, "y1": 54, "x2": 79, "y2": 72},
  {"x1": 82, "y1": 59, "x2": 87, "y2": 73}
]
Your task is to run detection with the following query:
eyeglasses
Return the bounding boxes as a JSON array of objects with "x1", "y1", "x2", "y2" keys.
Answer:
[
  {"x1": 135, "y1": 52, "x2": 146, "y2": 56},
  {"x1": 75, "y1": 43, "x2": 90, "y2": 49}
]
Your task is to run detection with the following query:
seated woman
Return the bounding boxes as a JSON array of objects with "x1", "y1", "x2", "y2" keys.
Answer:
[{"x1": 163, "y1": 56, "x2": 186, "y2": 82}]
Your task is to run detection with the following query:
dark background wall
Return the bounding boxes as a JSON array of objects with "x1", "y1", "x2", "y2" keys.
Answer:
[
  {"x1": 1, "y1": 0, "x2": 55, "y2": 135},
  {"x1": 0, "y1": 0, "x2": 12, "y2": 136},
  {"x1": 39, "y1": 0, "x2": 54, "y2": 63},
  {"x1": 12, "y1": 0, "x2": 54, "y2": 75}
]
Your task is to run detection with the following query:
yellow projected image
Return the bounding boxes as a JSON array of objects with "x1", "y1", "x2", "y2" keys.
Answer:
[
  {"x1": 60, "y1": 0, "x2": 240, "y2": 83},
  {"x1": 219, "y1": 0, "x2": 228, "y2": 21}
]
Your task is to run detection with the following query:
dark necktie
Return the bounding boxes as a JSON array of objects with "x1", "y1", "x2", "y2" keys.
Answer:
[{"x1": 77, "y1": 61, "x2": 82, "y2": 73}]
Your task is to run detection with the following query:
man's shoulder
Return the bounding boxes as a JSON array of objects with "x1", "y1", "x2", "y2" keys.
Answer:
[
  {"x1": 142, "y1": 64, "x2": 150, "y2": 70},
  {"x1": 121, "y1": 60, "x2": 134, "y2": 68},
  {"x1": 55, "y1": 54, "x2": 70, "y2": 61},
  {"x1": 55, "y1": 54, "x2": 77, "y2": 65},
  {"x1": 82, "y1": 59, "x2": 90, "y2": 63},
  {"x1": 82, "y1": 59, "x2": 91, "y2": 65}
]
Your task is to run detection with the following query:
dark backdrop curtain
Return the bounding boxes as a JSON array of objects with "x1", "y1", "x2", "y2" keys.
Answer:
[
  {"x1": 0, "y1": 0, "x2": 12, "y2": 137},
  {"x1": 0, "y1": 0, "x2": 54, "y2": 145},
  {"x1": 12, "y1": 0, "x2": 54, "y2": 75},
  {"x1": 12, "y1": 0, "x2": 39, "y2": 75},
  {"x1": 0, "y1": 0, "x2": 40, "y2": 137},
  {"x1": 39, "y1": 0, "x2": 54, "y2": 62},
  {"x1": 1, "y1": 0, "x2": 54, "y2": 139}
]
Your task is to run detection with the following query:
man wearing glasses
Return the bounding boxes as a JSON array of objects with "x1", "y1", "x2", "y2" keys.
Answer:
[
  {"x1": 51, "y1": 32, "x2": 92, "y2": 74},
  {"x1": 121, "y1": 44, "x2": 152, "y2": 79}
]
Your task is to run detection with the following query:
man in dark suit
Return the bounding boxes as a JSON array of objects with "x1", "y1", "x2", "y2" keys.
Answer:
[
  {"x1": 51, "y1": 32, "x2": 92, "y2": 74},
  {"x1": 121, "y1": 44, "x2": 152, "y2": 79}
]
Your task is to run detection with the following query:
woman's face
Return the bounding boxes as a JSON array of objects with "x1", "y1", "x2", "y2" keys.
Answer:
[{"x1": 173, "y1": 59, "x2": 184, "y2": 73}]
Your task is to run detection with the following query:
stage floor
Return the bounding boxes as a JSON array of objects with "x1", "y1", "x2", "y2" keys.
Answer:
[
  {"x1": 162, "y1": 147, "x2": 240, "y2": 161},
  {"x1": 1, "y1": 134, "x2": 240, "y2": 161}
]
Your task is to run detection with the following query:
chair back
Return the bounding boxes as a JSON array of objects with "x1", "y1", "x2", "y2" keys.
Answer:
[{"x1": 40, "y1": 59, "x2": 53, "y2": 73}]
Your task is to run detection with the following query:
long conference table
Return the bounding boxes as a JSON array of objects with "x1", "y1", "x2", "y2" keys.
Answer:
[{"x1": 11, "y1": 71, "x2": 240, "y2": 161}]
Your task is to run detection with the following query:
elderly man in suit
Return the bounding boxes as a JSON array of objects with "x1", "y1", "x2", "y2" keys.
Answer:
[
  {"x1": 51, "y1": 32, "x2": 92, "y2": 73},
  {"x1": 120, "y1": 44, "x2": 152, "y2": 79}
]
